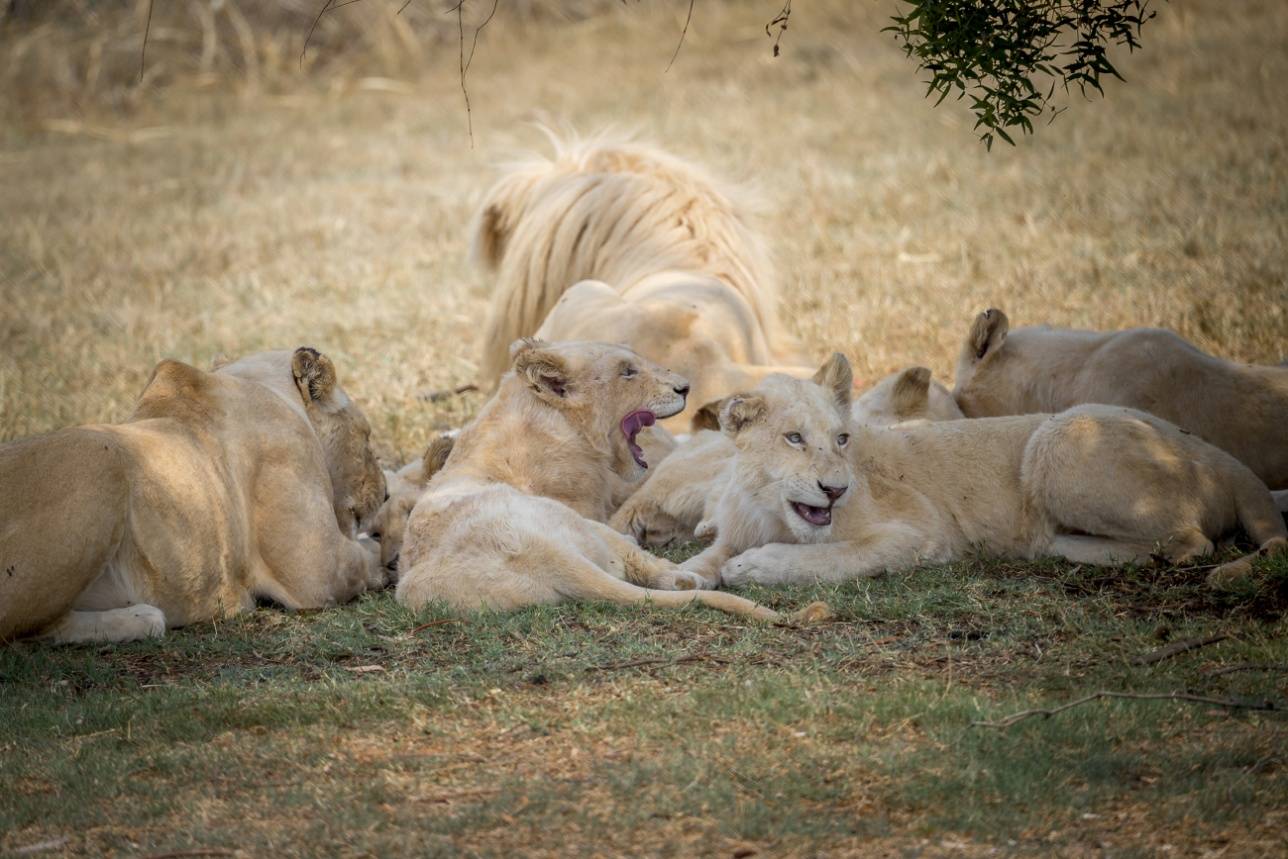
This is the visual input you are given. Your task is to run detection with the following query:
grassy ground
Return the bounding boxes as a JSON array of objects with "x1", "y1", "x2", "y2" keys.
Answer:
[{"x1": 2, "y1": 0, "x2": 1288, "y2": 855}]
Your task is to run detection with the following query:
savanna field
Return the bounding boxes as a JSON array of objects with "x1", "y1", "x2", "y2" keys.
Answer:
[{"x1": 2, "y1": 0, "x2": 1287, "y2": 855}]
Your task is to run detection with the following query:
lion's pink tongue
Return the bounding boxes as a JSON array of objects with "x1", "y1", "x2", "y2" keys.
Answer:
[
  {"x1": 792, "y1": 502, "x2": 832, "y2": 527},
  {"x1": 621, "y1": 410, "x2": 657, "y2": 468}
]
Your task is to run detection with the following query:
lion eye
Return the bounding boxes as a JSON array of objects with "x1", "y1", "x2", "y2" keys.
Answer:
[
  {"x1": 837, "y1": 433, "x2": 850, "y2": 447},
  {"x1": 785, "y1": 432, "x2": 804, "y2": 446},
  {"x1": 369, "y1": 531, "x2": 382, "y2": 542},
  {"x1": 621, "y1": 365, "x2": 637, "y2": 378}
]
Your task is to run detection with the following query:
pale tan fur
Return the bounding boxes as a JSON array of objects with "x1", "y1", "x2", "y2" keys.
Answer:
[
  {"x1": 472, "y1": 133, "x2": 809, "y2": 427},
  {"x1": 612, "y1": 365, "x2": 961, "y2": 548},
  {"x1": 368, "y1": 433, "x2": 456, "y2": 576},
  {"x1": 954, "y1": 308, "x2": 1288, "y2": 489},
  {"x1": 0, "y1": 348, "x2": 387, "y2": 644},
  {"x1": 396, "y1": 340, "x2": 822, "y2": 622},
  {"x1": 683, "y1": 355, "x2": 1287, "y2": 590}
]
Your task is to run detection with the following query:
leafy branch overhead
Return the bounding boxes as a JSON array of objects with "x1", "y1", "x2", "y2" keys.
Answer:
[{"x1": 884, "y1": 0, "x2": 1158, "y2": 148}]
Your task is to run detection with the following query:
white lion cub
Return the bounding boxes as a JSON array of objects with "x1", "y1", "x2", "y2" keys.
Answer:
[{"x1": 683, "y1": 354, "x2": 1287, "y2": 590}]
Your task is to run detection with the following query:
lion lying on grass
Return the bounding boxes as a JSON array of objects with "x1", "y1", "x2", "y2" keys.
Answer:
[
  {"x1": 611, "y1": 366, "x2": 963, "y2": 548},
  {"x1": 681, "y1": 354, "x2": 1286, "y2": 590},
  {"x1": 954, "y1": 308, "x2": 1288, "y2": 489},
  {"x1": 0, "y1": 348, "x2": 387, "y2": 644},
  {"x1": 367, "y1": 433, "x2": 456, "y2": 577},
  {"x1": 395, "y1": 339, "x2": 823, "y2": 622},
  {"x1": 472, "y1": 133, "x2": 812, "y2": 428}
]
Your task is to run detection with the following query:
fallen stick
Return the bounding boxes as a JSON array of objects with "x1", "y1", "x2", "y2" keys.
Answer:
[
  {"x1": 408, "y1": 618, "x2": 459, "y2": 635},
  {"x1": 973, "y1": 690, "x2": 1277, "y2": 729},
  {"x1": 418, "y1": 383, "x2": 480, "y2": 403},
  {"x1": 1208, "y1": 662, "x2": 1288, "y2": 676},
  {"x1": 587, "y1": 653, "x2": 730, "y2": 673},
  {"x1": 1131, "y1": 633, "x2": 1228, "y2": 666}
]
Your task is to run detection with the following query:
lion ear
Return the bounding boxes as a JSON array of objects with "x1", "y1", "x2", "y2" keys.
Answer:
[
  {"x1": 812, "y1": 352, "x2": 853, "y2": 412},
  {"x1": 291, "y1": 347, "x2": 338, "y2": 404},
  {"x1": 968, "y1": 308, "x2": 1009, "y2": 362},
  {"x1": 720, "y1": 394, "x2": 767, "y2": 435},
  {"x1": 511, "y1": 339, "x2": 572, "y2": 404},
  {"x1": 691, "y1": 398, "x2": 727, "y2": 432},
  {"x1": 890, "y1": 367, "x2": 932, "y2": 418},
  {"x1": 421, "y1": 433, "x2": 456, "y2": 483}
]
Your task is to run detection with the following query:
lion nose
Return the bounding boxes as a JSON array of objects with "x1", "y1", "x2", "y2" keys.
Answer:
[
  {"x1": 674, "y1": 383, "x2": 690, "y2": 398},
  {"x1": 819, "y1": 482, "x2": 848, "y2": 502}
]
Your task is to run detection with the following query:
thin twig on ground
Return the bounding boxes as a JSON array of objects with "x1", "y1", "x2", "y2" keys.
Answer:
[
  {"x1": 587, "y1": 653, "x2": 730, "y2": 673},
  {"x1": 973, "y1": 690, "x2": 1277, "y2": 729},
  {"x1": 412, "y1": 788, "x2": 499, "y2": 803},
  {"x1": 418, "y1": 383, "x2": 479, "y2": 402},
  {"x1": 1208, "y1": 662, "x2": 1288, "y2": 676},
  {"x1": 1131, "y1": 633, "x2": 1229, "y2": 666},
  {"x1": 409, "y1": 618, "x2": 460, "y2": 635},
  {"x1": 143, "y1": 851, "x2": 234, "y2": 859}
]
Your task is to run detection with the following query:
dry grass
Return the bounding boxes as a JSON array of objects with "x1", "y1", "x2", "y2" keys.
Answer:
[{"x1": 2, "y1": 0, "x2": 1286, "y2": 457}]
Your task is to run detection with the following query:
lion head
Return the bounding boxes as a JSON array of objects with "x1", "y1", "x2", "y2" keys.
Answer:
[
  {"x1": 720, "y1": 353, "x2": 855, "y2": 542},
  {"x1": 951, "y1": 307, "x2": 1017, "y2": 417},
  {"x1": 288, "y1": 347, "x2": 387, "y2": 537},
  {"x1": 368, "y1": 433, "x2": 455, "y2": 578},
  {"x1": 851, "y1": 366, "x2": 965, "y2": 426},
  {"x1": 508, "y1": 338, "x2": 690, "y2": 476}
]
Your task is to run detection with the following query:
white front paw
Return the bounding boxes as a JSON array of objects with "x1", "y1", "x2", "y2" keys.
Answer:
[{"x1": 720, "y1": 546, "x2": 788, "y2": 587}]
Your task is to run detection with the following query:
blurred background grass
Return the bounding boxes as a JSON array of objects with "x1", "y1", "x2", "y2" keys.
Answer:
[{"x1": 1, "y1": 0, "x2": 1285, "y2": 463}]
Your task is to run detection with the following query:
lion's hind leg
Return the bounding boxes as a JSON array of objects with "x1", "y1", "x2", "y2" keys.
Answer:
[
  {"x1": 1045, "y1": 535, "x2": 1154, "y2": 566},
  {"x1": 41, "y1": 605, "x2": 166, "y2": 644}
]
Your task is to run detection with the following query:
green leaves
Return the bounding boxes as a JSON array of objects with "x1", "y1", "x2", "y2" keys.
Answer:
[{"x1": 885, "y1": 1, "x2": 1158, "y2": 148}]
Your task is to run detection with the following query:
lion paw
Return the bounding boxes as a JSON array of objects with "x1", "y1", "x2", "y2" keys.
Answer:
[
  {"x1": 656, "y1": 570, "x2": 712, "y2": 591},
  {"x1": 720, "y1": 547, "x2": 785, "y2": 587}
]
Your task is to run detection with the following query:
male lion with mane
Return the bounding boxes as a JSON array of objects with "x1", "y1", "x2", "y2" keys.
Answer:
[
  {"x1": 682, "y1": 354, "x2": 1286, "y2": 590},
  {"x1": 471, "y1": 132, "x2": 812, "y2": 428},
  {"x1": 395, "y1": 339, "x2": 825, "y2": 622},
  {"x1": 0, "y1": 348, "x2": 386, "y2": 644}
]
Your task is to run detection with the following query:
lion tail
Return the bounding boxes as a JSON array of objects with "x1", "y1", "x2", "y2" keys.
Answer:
[
  {"x1": 471, "y1": 131, "x2": 794, "y2": 386},
  {"x1": 570, "y1": 570, "x2": 831, "y2": 625}
]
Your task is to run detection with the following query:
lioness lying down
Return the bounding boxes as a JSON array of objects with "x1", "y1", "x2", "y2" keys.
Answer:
[
  {"x1": 954, "y1": 308, "x2": 1288, "y2": 489},
  {"x1": 611, "y1": 366, "x2": 963, "y2": 548},
  {"x1": 396, "y1": 339, "x2": 821, "y2": 622},
  {"x1": 472, "y1": 134, "x2": 811, "y2": 428},
  {"x1": 682, "y1": 354, "x2": 1286, "y2": 590},
  {"x1": 0, "y1": 348, "x2": 387, "y2": 644}
]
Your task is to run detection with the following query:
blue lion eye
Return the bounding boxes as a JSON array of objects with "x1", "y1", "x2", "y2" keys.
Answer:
[
  {"x1": 785, "y1": 432, "x2": 804, "y2": 445},
  {"x1": 621, "y1": 366, "x2": 637, "y2": 378},
  {"x1": 837, "y1": 433, "x2": 850, "y2": 447}
]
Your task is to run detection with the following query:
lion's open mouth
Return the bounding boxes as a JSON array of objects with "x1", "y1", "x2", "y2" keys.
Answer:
[
  {"x1": 791, "y1": 501, "x2": 832, "y2": 527},
  {"x1": 621, "y1": 409, "x2": 657, "y2": 468}
]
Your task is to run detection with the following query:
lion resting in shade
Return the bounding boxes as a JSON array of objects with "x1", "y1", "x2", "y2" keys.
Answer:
[{"x1": 0, "y1": 348, "x2": 387, "y2": 644}]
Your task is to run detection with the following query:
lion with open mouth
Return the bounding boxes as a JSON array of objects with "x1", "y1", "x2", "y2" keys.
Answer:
[
  {"x1": 682, "y1": 354, "x2": 1286, "y2": 590},
  {"x1": 395, "y1": 339, "x2": 822, "y2": 622}
]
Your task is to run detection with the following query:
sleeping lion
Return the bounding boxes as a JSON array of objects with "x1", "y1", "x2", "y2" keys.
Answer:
[
  {"x1": 471, "y1": 133, "x2": 812, "y2": 428},
  {"x1": 0, "y1": 348, "x2": 387, "y2": 644},
  {"x1": 681, "y1": 354, "x2": 1286, "y2": 590},
  {"x1": 395, "y1": 339, "x2": 824, "y2": 622},
  {"x1": 954, "y1": 308, "x2": 1288, "y2": 489}
]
